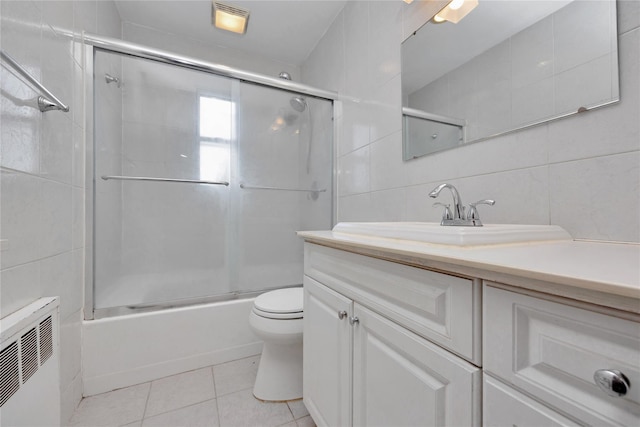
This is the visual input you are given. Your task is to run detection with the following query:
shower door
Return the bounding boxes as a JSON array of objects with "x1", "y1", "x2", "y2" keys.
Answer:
[
  {"x1": 234, "y1": 83, "x2": 333, "y2": 294},
  {"x1": 93, "y1": 50, "x2": 235, "y2": 312},
  {"x1": 92, "y1": 49, "x2": 333, "y2": 316}
]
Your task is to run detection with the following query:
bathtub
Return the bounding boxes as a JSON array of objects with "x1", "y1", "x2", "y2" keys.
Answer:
[{"x1": 82, "y1": 298, "x2": 262, "y2": 396}]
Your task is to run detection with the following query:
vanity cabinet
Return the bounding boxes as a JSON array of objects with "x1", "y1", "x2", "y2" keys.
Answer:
[
  {"x1": 300, "y1": 239, "x2": 640, "y2": 427},
  {"x1": 303, "y1": 243, "x2": 481, "y2": 427}
]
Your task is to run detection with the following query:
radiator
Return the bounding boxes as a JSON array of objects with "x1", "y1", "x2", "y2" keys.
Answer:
[{"x1": 0, "y1": 297, "x2": 60, "y2": 426}]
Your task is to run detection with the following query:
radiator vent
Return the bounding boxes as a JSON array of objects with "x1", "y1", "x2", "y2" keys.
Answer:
[
  {"x1": 0, "y1": 342, "x2": 20, "y2": 406},
  {"x1": 20, "y1": 327, "x2": 38, "y2": 383},
  {"x1": 1, "y1": 315, "x2": 54, "y2": 406},
  {"x1": 40, "y1": 316, "x2": 53, "y2": 363},
  {"x1": 0, "y1": 310, "x2": 57, "y2": 409}
]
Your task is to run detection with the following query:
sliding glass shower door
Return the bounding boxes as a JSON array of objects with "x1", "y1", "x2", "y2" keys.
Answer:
[
  {"x1": 234, "y1": 83, "x2": 333, "y2": 294},
  {"x1": 92, "y1": 49, "x2": 332, "y2": 315}
]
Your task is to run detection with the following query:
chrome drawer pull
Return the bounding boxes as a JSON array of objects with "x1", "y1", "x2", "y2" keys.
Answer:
[
  {"x1": 594, "y1": 369, "x2": 630, "y2": 397},
  {"x1": 349, "y1": 316, "x2": 359, "y2": 325},
  {"x1": 338, "y1": 311, "x2": 348, "y2": 320}
]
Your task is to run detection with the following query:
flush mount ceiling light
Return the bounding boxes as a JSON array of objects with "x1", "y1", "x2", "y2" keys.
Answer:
[
  {"x1": 433, "y1": 0, "x2": 478, "y2": 24},
  {"x1": 212, "y1": 1, "x2": 250, "y2": 34}
]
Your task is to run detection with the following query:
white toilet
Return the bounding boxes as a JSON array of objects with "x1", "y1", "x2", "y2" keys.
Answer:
[{"x1": 249, "y1": 287, "x2": 304, "y2": 401}]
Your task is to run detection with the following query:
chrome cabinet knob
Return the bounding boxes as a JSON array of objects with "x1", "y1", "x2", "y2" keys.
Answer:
[
  {"x1": 338, "y1": 310, "x2": 348, "y2": 320},
  {"x1": 349, "y1": 316, "x2": 359, "y2": 325},
  {"x1": 594, "y1": 369, "x2": 630, "y2": 397}
]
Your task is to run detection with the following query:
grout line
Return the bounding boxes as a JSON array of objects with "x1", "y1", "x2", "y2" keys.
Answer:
[
  {"x1": 286, "y1": 400, "x2": 296, "y2": 420},
  {"x1": 212, "y1": 366, "x2": 222, "y2": 427},
  {"x1": 141, "y1": 383, "x2": 215, "y2": 420},
  {"x1": 211, "y1": 366, "x2": 218, "y2": 398},
  {"x1": 1, "y1": 248, "x2": 77, "y2": 273},
  {"x1": 214, "y1": 385, "x2": 254, "y2": 398},
  {"x1": 141, "y1": 381, "x2": 152, "y2": 421},
  {"x1": 142, "y1": 398, "x2": 218, "y2": 424}
]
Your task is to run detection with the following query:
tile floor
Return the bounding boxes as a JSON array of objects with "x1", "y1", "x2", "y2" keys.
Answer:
[{"x1": 69, "y1": 355, "x2": 315, "y2": 427}]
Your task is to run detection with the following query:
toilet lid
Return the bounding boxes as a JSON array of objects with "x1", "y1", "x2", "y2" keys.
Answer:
[{"x1": 254, "y1": 288, "x2": 303, "y2": 314}]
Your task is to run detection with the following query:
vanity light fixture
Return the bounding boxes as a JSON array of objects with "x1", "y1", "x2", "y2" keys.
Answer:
[
  {"x1": 433, "y1": 0, "x2": 478, "y2": 24},
  {"x1": 212, "y1": 1, "x2": 250, "y2": 34},
  {"x1": 403, "y1": 0, "x2": 414, "y2": 4}
]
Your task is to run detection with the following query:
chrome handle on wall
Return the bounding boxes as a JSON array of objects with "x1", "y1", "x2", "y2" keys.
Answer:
[
  {"x1": 338, "y1": 310, "x2": 348, "y2": 320},
  {"x1": 594, "y1": 369, "x2": 630, "y2": 397},
  {"x1": 349, "y1": 316, "x2": 359, "y2": 325}
]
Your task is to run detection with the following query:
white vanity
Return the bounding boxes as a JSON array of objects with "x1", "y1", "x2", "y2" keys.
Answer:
[{"x1": 298, "y1": 223, "x2": 640, "y2": 426}]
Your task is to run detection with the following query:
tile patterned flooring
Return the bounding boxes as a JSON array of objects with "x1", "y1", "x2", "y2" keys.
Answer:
[{"x1": 69, "y1": 355, "x2": 315, "y2": 427}]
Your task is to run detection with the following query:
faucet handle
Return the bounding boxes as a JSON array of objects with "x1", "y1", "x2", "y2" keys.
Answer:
[
  {"x1": 467, "y1": 200, "x2": 495, "y2": 221},
  {"x1": 433, "y1": 202, "x2": 453, "y2": 221}
]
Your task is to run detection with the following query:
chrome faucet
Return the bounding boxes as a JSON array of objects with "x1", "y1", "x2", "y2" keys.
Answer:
[
  {"x1": 429, "y1": 183, "x2": 465, "y2": 221},
  {"x1": 429, "y1": 183, "x2": 495, "y2": 226}
]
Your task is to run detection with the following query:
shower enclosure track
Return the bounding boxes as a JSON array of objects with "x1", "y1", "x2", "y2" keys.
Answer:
[{"x1": 82, "y1": 33, "x2": 338, "y2": 101}]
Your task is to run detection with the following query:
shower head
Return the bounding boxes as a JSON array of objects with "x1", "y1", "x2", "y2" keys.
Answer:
[
  {"x1": 290, "y1": 96, "x2": 307, "y2": 112},
  {"x1": 278, "y1": 71, "x2": 307, "y2": 112}
]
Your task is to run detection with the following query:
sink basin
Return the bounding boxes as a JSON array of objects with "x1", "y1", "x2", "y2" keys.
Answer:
[{"x1": 332, "y1": 222, "x2": 572, "y2": 246}]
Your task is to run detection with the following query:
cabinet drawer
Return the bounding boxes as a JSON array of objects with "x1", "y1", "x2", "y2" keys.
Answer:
[
  {"x1": 304, "y1": 243, "x2": 480, "y2": 363},
  {"x1": 484, "y1": 374, "x2": 580, "y2": 427},
  {"x1": 484, "y1": 285, "x2": 640, "y2": 426}
]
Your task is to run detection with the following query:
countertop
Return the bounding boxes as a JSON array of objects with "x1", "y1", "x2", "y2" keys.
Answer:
[{"x1": 298, "y1": 229, "x2": 640, "y2": 314}]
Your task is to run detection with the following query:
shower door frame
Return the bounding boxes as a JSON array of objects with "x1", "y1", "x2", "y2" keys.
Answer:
[{"x1": 83, "y1": 35, "x2": 338, "y2": 320}]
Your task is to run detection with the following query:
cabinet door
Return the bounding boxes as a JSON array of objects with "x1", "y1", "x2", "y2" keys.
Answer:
[
  {"x1": 303, "y1": 276, "x2": 352, "y2": 427},
  {"x1": 352, "y1": 303, "x2": 481, "y2": 427}
]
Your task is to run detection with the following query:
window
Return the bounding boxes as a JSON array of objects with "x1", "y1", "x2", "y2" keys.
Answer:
[{"x1": 199, "y1": 96, "x2": 232, "y2": 182}]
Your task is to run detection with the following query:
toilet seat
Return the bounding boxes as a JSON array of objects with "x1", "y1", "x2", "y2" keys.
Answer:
[{"x1": 253, "y1": 288, "x2": 303, "y2": 320}]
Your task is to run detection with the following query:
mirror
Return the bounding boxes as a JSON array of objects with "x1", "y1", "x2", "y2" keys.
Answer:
[{"x1": 402, "y1": 0, "x2": 619, "y2": 160}]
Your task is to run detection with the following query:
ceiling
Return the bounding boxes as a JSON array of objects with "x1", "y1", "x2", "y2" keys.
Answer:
[{"x1": 114, "y1": 0, "x2": 347, "y2": 66}]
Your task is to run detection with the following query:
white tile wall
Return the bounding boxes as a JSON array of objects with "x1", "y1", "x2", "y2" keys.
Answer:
[
  {"x1": 549, "y1": 152, "x2": 640, "y2": 241},
  {"x1": 303, "y1": 0, "x2": 640, "y2": 243},
  {"x1": 0, "y1": 1, "x2": 122, "y2": 424}
]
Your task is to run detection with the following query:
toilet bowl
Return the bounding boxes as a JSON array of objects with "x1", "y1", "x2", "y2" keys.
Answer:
[{"x1": 249, "y1": 287, "x2": 303, "y2": 401}]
